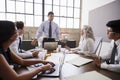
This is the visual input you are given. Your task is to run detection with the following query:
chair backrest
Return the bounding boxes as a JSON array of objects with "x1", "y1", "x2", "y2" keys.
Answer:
[{"x1": 93, "y1": 37, "x2": 103, "y2": 54}]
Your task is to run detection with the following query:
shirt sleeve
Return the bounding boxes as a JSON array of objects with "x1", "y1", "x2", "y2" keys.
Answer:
[
  {"x1": 9, "y1": 38, "x2": 33, "y2": 58},
  {"x1": 101, "y1": 62, "x2": 120, "y2": 72},
  {"x1": 55, "y1": 24, "x2": 60, "y2": 40},
  {"x1": 36, "y1": 22, "x2": 44, "y2": 40}
]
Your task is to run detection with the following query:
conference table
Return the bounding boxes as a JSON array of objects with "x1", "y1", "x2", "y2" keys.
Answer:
[{"x1": 15, "y1": 51, "x2": 120, "y2": 80}]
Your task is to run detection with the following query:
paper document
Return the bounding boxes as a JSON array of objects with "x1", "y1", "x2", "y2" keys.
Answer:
[
  {"x1": 66, "y1": 56, "x2": 93, "y2": 67},
  {"x1": 64, "y1": 71, "x2": 112, "y2": 80}
]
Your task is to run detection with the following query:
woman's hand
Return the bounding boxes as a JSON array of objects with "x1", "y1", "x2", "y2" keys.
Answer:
[
  {"x1": 72, "y1": 50, "x2": 78, "y2": 54},
  {"x1": 40, "y1": 63, "x2": 55, "y2": 71},
  {"x1": 32, "y1": 51, "x2": 39, "y2": 57},
  {"x1": 43, "y1": 61, "x2": 55, "y2": 67}
]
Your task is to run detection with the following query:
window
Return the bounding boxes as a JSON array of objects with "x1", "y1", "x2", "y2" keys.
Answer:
[
  {"x1": 34, "y1": 0, "x2": 42, "y2": 3},
  {"x1": 60, "y1": 0, "x2": 67, "y2": 6},
  {"x1": 67, "y1": 7, "x2": 73, "y2": 17},
  {"x1": 7, "y1": 0, "x2": 15, "y2": 12},
  {"x1": 6, "y1": 13, "x2": 15, "y2": 22},
  {"x1": 53, "y1": 0, "x2": 59, "y2": 5},
  {"x1": 16, "y1": 14, "x2": 25, "y2": 22},
  {"x1": 16, "y1": 1, "x2": 24, "y2": 13},
  {"x1": 45, "y1": 0, "x2": 52, "y2": 5},
  {"x1": 60, "y1": 6, "x2": 66, "y2": 17},
  {"x1": 54, "y1": 17, "x2": 59, "y2": 26},
  {"x1": 0, "y1": 0, "x2": 81, "y2": 28},
  {"x1": 0, "y1": 0, "x2": 5, "y2": 12},
  {"x1": 34, "y1": 16, "x2": 42, "y2": 27},
  {"x1": 26, "y1": 15, "x2": 33, "y2": 26},
  {"x1": 53, "y1": 5, "x2": 59, "y2": 16},
  {"x1": 0, "y1": 13, "x2": 5, "y2": 20},
  {"x1": 25, "y1": 3, "x2": 33, "y2": 14},
  {"x1": 60, "y1": 17, "x2": 66, "y2": 28},
  {"x1": 45, "y1": 4, "x2": 52, "y2": 16},
  {"x1": 67, "y1": 0, "x2": 73, "y2": 7},
  {"x1": 67, "y1": 18, "x2": 73, "y2": 28},
  {"x1": 34, "y1": 3, "x2": 42, "y2": 15}
]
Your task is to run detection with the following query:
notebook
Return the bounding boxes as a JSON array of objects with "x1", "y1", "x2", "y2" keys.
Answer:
[
  {"x1": 44, "y1": 42, "x2": 58, "y2": 51},
  {"x1": 66, "y1": 56, "x2": 93, "y2": 67},
  {"x1": 64, "y1": 71, "x2": 112, "y2": 80}
]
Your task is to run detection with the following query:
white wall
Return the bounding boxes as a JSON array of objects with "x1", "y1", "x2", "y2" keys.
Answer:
[
  {"x1": 82, "y1": 0, "x2": 115, "y2": 26},
  {"x1": 89, "y1": 0, "x2": 120, "y2": 41}
]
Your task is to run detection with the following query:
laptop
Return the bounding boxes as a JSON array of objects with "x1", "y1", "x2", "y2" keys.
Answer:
[
  {"x1": 44, "y1": 42, "x2": 58, "y2": 51},
  {"x1": 27, "y1": 53, "x2": 64, "y2": 77},
  {"x1": 41, "y1": 63, "x2": 61, "y2": 77},
  {"x1": 41, "y1": 53, "x2": 64, "y2": 77}
]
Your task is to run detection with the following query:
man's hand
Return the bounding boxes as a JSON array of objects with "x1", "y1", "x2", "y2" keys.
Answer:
[
  {"x1": 31, "y1": 39, "x2": 37, "y2": 46},
  {"x1": 93, "y1": 56, "x2": 101, "y2": 68}
]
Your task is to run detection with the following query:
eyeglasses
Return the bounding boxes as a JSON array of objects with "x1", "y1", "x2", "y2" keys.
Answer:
[{"x1": 107, "y1": 30, "x2": 116, "y2": 34}]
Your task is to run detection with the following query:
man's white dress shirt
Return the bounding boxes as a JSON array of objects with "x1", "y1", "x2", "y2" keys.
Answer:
[
  {"x1": 36, "y1": 20, "x2": 60, "y2": 40},
  {"x1": 9, "y1": 36, "x2": 33, "y2": 58},
  {"x1": 101, "y1": 39, "x2": 120, "y2": 72}
]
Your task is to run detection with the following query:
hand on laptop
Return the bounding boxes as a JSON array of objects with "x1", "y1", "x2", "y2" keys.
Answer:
[
  {"x1": 43, "y1": 61, "x2": 55, "y2": 67},
  {"x1": 40, "y1": 63, "x2": 55, "y2": 72}
]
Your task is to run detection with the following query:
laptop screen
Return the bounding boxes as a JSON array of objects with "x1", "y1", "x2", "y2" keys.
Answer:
[{"x1": 44, "y1": 42, "x2": 58, "y2": 51}]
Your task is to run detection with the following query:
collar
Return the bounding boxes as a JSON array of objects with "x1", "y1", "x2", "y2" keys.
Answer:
[
  {"x1": 115, "y1": 39, "x2": 120, "y2": 46},
  {"x1": 47, "y1": 20, "x2": 53, "y2": 22}
]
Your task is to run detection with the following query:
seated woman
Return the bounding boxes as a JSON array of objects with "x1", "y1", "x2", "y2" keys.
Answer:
[
  {"x1": 0, "y1": 21, "x2": 55, "y2": 80},
  {"x1": 67, "y1": 25, "x2": 95, "y2": 54}
]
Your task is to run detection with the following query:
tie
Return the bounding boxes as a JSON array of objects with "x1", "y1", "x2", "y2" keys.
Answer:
[
  {"x1": 110, "y1": 42, "x2": 117, "y2": 64},
  {"x1": 49, "y1": 21, "x2": 52, "y2": 38},
  {"x1": 18, "y1": 37, "x2": 22, "y2": 53}
]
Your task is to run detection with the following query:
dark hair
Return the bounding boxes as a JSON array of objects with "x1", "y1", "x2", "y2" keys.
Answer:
[
  {"x1": 15, "y1": 21, "x2": 24, "y2": 29},
  {"x1": 48, "y1": 11, "x2": 54, "y2": 16},
  {"x1": 0, "y1": 21, "x2": 16, "y2": 44},
  {"x1": 106, "y1": 19, "x2": 120, "y2": 33}
]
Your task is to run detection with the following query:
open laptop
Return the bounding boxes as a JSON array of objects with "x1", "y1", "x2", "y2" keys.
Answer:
[
  {"x1": 41, "y1": 63, "x2": 61, "y2": 77},
  {"x1": 42, "y1": 53, "x2": 64, "y2": 77},
  {"x1": 44, "y1": 42, "x2": 58, "y2": 51},
  {"x1": 27, "y1": 53, "x2": 64, "y2": 77}
]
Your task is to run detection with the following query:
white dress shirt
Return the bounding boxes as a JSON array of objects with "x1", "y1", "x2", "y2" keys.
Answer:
[
  {"x1": 101, "y1": 39, "x2": 120, "y2": 72},
  {"x1": 9, "y1": 36, "x2": 33, "y2": 58},
  {"x1": 36, "y1": 20, "x2": 60, "y2": 40},
  {"x1": 76, "y1": 37, "x2": 95, "y2": 53}
]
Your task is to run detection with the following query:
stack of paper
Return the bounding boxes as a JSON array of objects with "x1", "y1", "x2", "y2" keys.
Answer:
[
  {"x1": 64, "y1": 71, "x2": 112, "y2": 80},
  {"x1": 66, "y1": 56, "x2": 93, "y2": 67}
]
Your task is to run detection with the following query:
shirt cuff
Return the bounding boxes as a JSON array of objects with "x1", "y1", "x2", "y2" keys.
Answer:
[
  {"x1": 25, "y1": 51, "x2": 33, "y2": 57},
  {"x1": 101, "y1": 62, "x2": 108, "y2": 69}
]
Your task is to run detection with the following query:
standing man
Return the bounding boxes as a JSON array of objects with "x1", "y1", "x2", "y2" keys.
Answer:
[
  {"x1": 31, "y1": 11, "x2": 60, "y2": 47},
  {"x1": 93, "y1": 19, "x2": 120, "y2": 72}
]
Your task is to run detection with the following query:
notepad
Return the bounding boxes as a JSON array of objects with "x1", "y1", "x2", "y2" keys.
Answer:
[
  {"x1": 66, "y1": 56, "x2": 93, "y2": 67},
  {"x1": 64, "y1": 71, "x2": 112, "y2": 80}
]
